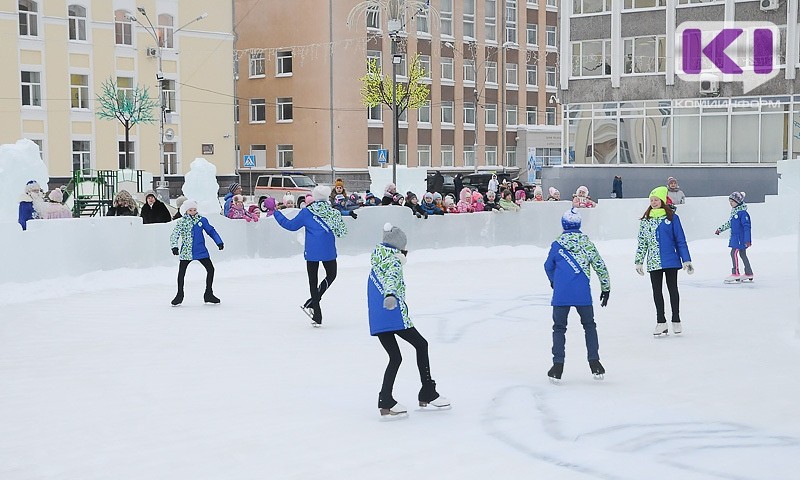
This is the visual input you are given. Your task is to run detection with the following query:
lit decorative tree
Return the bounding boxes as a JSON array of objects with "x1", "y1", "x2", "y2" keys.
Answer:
[
  {"x1": 96, "y1": 77, "x2": 158, "y2": 170},
  {"x1": 360, "y1": 53, "x2": 430, "y2": 122}
]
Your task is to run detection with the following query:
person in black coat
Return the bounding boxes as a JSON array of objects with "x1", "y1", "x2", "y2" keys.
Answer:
[
  {"x1": 453, "y1": 173, "x2": 463, "y2": 198},
  {"x1": 612, "y1": 176, "x2": 623, "y2": 199},
  {"x1": 106, "y1": 189, "x2": 138, "y2": 216},
  {"x1": 141, "y1": 191, "x2": 172, "y2": 224},
  {"x1": 431, "y1": 171, "x2": 444, "y2": 195}
]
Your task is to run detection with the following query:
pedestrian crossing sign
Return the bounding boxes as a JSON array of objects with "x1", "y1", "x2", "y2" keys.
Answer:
[{"x1": 243, "y1": 155, "x2": 256, "y2": 168}]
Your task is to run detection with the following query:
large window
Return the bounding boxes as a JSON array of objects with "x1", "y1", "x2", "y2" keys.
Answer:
[
  {"x1": 250, "y1": 98, "x2": 266, "y2": 123},
  {"x1": 464, "y1": 145, "x2": 476, "y2": 167},
  {"x1": 368, "y1": 104, "x2": 382, "y2": 121},
  {"x1": 114, "y1": 10, "x2": 132, "y2": 45},
  {"x1": 158, "y1": 14, "x2": 174, "y2": 49},
  {"x1": 277, "y1": 97, "x2": 293, "y2": 121},
  {"x1": 70, "y1": 74, "x2": 89, "y2": 109},
  {"x1": 441, "y1": 101, "x2": 454, "y2": 124},
  {"x1": 441, "y1": 145, "x2": 454, "y2": 167},
  {"x1": 419, "y1": 55, "x2": 431, "y2": 78},
  {"x1": 418, "y1": 145, "x2": 431, "y2": 166},
  {"x1": 486, "y1": 61, "x2": 498, "y2": 84},
  {"x1": 418, "y1": 101, "x2": 431, "y2": 123},
  {"x1": 546, "y1": 26, "x2": 557, "y2": 47},
  {"x1": 463, "y1": 0, "x2": 475, "y2": 38},
  {"x1": 464, "y1": 102, "x2": 476, "y2": 125},
  {"x1": 506, "y1": 104, "x2": 518, "y2": 126},
  {"x1": 546, "y1": 107, "x2": 557, "y2": 125},
  {"x1": 118, "y1": 141, "x2": 135, "y2": 169},
  {"x1": 485, "y1": 146, "x2": 497, "y2": 166},
  {"x1": 526, "y1": 106, "x2": 537, "y2": 125},
  {"x1": 251, "y1": 145, "x2": 267, "y2": 167},
  {"x1": 161, "y1": 79, "x2": 176, "y2": 113},
  {"x1": 573, "y1": 0, "x2": 611, "y2": 14},
  {"x1": 277, "y1": 145, "x2": 293, "y2": 167},
  {"x1": 546, "y1": 66, "x2": 557, "y2": 87},
  {"x1": 72, "y1": 140, "x2": 91, "y2": 172},
  {"x1": 416, "y1": 10, "x2": 429, "y2": 34},
  {"x1": 527, "y1": 23, "x2": 537, "y2": 46},
  {"x1": 678, "y1": 0, "x2": 723, "y2": 4},
  {"x1": 18, "y1": 0, "x2": 38, "y2": 37},
  {"x1": 277, "y1": 51, "x2": 293, "y2": 75},
  {"x1": 367, "y1": 50, "x2": 382, "y2": 74},
  {"x1": 572, "y1": 40, "x2": 612, "y2": 77},
  {"x1": 623, "y1": 35, "x2": 666, "y2": 74},
  {"x1": 398, "y1": 144, "x2": 408, "y2": 165},
  {"x1": 624, "y1": 0, "x2": 666, "y2": 8},
  {"x1": 506, "y1": 62, "x2": 518, "y2": 85},
  {"x1": 368, "y1": 144, "x2": 383, "y2": 166},
  {"x1": 441, "y1": 57, "x2": 454, "y2": 81},
  {"x1": 250, "y1": 51, "x2": 265, "y2": 77},
  {"x1": 485, "y1": 0, "x2": 496, "y2": 42},
  {"x1": 163, "y1": 142, "x2": 177, "y2": 174},
  {"x1": 366, "y1": 6, "x2": 380, "y2": 29},
  {"x1": 464, "y1": 59, "x2": 476, "y2": 82},
  {"x1": 68, "y1": 5, "x2": 86, "y2": 41},
  {"x1": 486, "y1": 103, "x2": 498, "y2": 125},
  {"x1": 506, "y1": 0, "x2": 517, "y2": 44},
  {"x1": 440, "y1": 0, "x2": 453, "y2": 36},
  {"x1": 527, "y1": 63, "x2": 538, "y2": 85},
  {"x1": 506, "y1": 146, "x2": 516, "y2": 166},
  {"x1": 21, "y1": 71, "x2": 41, "y2": 106},
  {"x1": 116, "y1": 76, "x2": 133, "y2": 103}
]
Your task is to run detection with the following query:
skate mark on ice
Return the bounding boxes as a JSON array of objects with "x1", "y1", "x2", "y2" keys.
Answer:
[{"x1": 483, "y1": 385, "x2": 800, "y2": 480}]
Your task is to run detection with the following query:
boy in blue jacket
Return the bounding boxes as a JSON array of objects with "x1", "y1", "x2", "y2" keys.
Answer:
[
  {"x1": 544, "y1": 208, "x2": 610, "y2": 381},
  {"x1": 716, "y1": 191, "x2": 753, "y2": 283},
  {"x1": 169, "y1": 200, "x2": 224, "y2": 306}
]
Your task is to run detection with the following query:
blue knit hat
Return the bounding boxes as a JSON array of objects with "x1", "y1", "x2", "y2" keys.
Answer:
[{"x1": 561, "y1": 208, "x2": 582, "y2": 232}]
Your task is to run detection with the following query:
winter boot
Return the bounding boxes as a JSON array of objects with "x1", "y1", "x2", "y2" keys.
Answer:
[
  {"x1": 724, "y1": 274, "x2": 741, "y2": 284},
  {"x1": 203, "y1": 290, "x2": 220, "y2": 304},
  {"x1": 547, "y1": 362, "x2": 564, "y2": 382},
  {"x1": 671, "y1": 322, "x2": 682, "y2": 334},
  {"x1": 653, "y1": 323, "x2": 668, "y2": 337},
  {"x1": 171, "y1": 291, "x2": 184, "y2": 306},
  {"x1": 589, "y1": 360, "x2": 605, "y2": 380}
]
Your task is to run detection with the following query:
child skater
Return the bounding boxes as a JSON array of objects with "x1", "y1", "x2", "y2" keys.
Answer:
[
  {"x1": 274, "y1": 185, "x2": 347, "y2": 327},
  {"x1": 716, "y1": 191, "x2": 753, "y2": 283},
  {"x1": 169, "y1": 200, "x2": 224, "y2": 306},
  {"x1": 543, "y1": 208, "x2": 610, "y2": 382},
  {"x1": 369, "y1": 223, "x2": 450, "y2": 418}
]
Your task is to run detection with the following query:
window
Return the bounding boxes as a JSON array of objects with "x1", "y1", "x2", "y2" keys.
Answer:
[
  {"x1": 527, "y1": 63, "x2": 538, "y2": 85},
  {"x1": 277, "y1": 51, "x2": 293, "y2": 75},
  {"x1": 506, "y1": 146, "x2": 515, "y2": 166},
  {"x1": 164, "y1": 142, "x2": 177, "y2": 175},
  {"x1": 250, "y1": 51, "x2": 265, "y2": 77},
  {"x1": 366, "y1": 6, "x2": 380, "y2": 29},
  {"x1": 440, "y1": 0, "x2": 453, "y2": 36},
  {"x1": 506, "y1": 104, "x2": 518, "y2": 125},
  {"x1": 464, "y1": 0, "x2": 475, "y2": 38},
  {"x1": 416, "y1": 10, "x2": 429, "y2": 34},
  {"x1": 397, "y1": 55, "x2": 407, "y2": 77},
  {"x1": 624, "y1": 0, "x2": 666, "y2": 8},
  {"x1": 157, "y1": 14, "x2": 174, "y2": 49},
  {"x1": 368, "y1": 104, "x2": 382, "y2": 121},
  {"x1": 527, "y1": 23, "x2": 537, "y2": 46},
  {"x1": 277, "y1": 145, "x2": 293, "y2": 167},
  {"x1": 21, "y1": 71, "x2": 41, "y2": 106},
  {"x1": 418, "y1": 101, "x2": 431, "y2": 123},
  {"x1": 526, "y1": 106, "x2": 537, "y2": 125},
  {"x1": 19, "y1": 0, "x2": 38, "y2": 37},
  {"x1": 68, "y1": 5, "x2": 86, "y2": 41},
  {"x1": 367, "y1": 50, "x2": 382, "y2": 74},
  {"x1": 277, "y1": 97, "x2": 293, "y2": 121},
  {"x1": 161, "y1": 79, "x2": 176, "y2": 113},
  {"x1": 546, "y1": 65, "x2": 557, "y2": 87},
  {"x1": 485, "y1": 0, "x2": 496, "y2": 42},
  {"x1": 506, "y1": 0, "x2": 517, "y2": 44},
  {"x1": 485, "y1": 146, "x2": 497, "y2": 166},
  {"x1": 251, "y1": 145, "x2": 267, "y2": 167},
  {"x1": 368, "y1": 144, "x2": 383, "y2": 166},
  {"x1": 114, "y1": 10, "x2": 132, "y2": 45},
  {"x1": 419, "y1": 55, "x2": 431, "y2": 78},
  {"x1": 546, "y1": 26, "x2": 557, "y2": 47},
  {"x1": 486, "y1": 61, "x2": 498, "y2": 83},
  {"x1": 572, "y1": 39, "x2": 612, "y2": 77},
  {"x1": 70, "y1": 74, "x2": 89, "y2": 109},
  {"x1": 441, "y1": 101, "x2": 454, "y2": 124},
  {"x1": 464, "y1": 59, "x2": 476, "y2": 82},
  {"x1": 418, "y1": 145, "x2": 431, "y2": 166},
  {"x1": 72, "y1": 140, "x2": 91, "y2": 172},
  {"x1": 573, "y1": 0, "x2": 611, "y2": 14},
  {"x1": 678, "y1": 0, "x2": 722, "y2": 4},
  {"x1": 464, "y1": 102, "x2": 476, "y2": 125},
  {"x1": 546, "y1": 107, "x2": 557, "y2": 125},
  {"x1": 398, "y1": 144, "x2": 408, "y2": 165},
  {"x1": 116, "y1": 76, "x2": 133, "y2": 103},
  {"x1": 441, "y1": 145, "x2": 454, "y2": 166},
  {"x1": 250, "y1": 98, "x2": 266, "y2": 123},
  {"x1": 464, "y1": 145, "x2": 476, "y2": 167},
  {"x1": 486, "y1": 103, "x2": 498, "y2": 125},
  {"x1": 398, "y1": 107, "x2": 408, "y2": 122},
  {"x1": 441, "y1": 57, "x2": 454, "y2": 81},
  {"x1": 30, "y1": 139, "x2": 44, "y2": 162},
  {"x1": 506, "y1": 62, "x2": 518, "y2": 85},
  {"x1": 118, "y1": 141, "x2": 135, "y2": 169},
  {"x1": 623, "y1": 35, "x2": 666, "y2": 74},
  {"x1": 546, "y1": 0, "x2": 556, "y2": 5}
]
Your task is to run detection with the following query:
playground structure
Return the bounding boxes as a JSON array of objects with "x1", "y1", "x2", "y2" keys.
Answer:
[{"x1": 66, "y1": 169, "x2": 149, "y2": 217}]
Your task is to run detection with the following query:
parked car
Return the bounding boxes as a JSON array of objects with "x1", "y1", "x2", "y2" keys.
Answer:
[
  {"x1": 460, "y1": 173, "x2": 513, "y2": 194},
  {"x1": 254, "y1": 174, "x2": 317, "y2": 209},
  {"x1": 425, "y1": 174, "x2": 456, "y2": 197}
]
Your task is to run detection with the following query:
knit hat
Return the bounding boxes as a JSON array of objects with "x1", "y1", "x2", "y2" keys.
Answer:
[
  {"x1": 282, "y1": 192, "x2": 295, "y2": 206},
  {"x1": 649, "y1": 186, "x2": 668, "y2": 205},
  {"x1": 383, "y1": 223, "x2": 407, "y2": 250},
  {"x1": 145, "y1": 191, "x2": 156, "y2": 200},
  {"x1": 349, "y1": 193, "x2": 359, "y2": 203},
  {"x1": 385, "y1": 183, "x2": 397, "y2": 194},
  {"x1": 335, "y1": 194, "x2": 346, "y2": 202},
  {"x1": 487, "y1": 190, "x2": 496, "y2": 199},
  {"x1": 365, "y1": 191, "x2": 375, "y2": 200},
  {"x1": 667, "y1": 176, "x2": 677, "y2": 185},
  {"x1": 312, "y1": 185, "x2": 331, "y2": 202},
  {"x1": 471, "y1": 191, "x2": 482, "y2": 202},
  {"x1": 433, "y1": 192, "x2": 442, "y2": 201},
  {"x1": 25, "y1": 180, "x2": 40, "y2": 193},
  {"x1": 406, "y1": 191, "x2": 417, "y2": 202},
  {"x1": 335, "y1": 178, "x2": 344, "y2": 188},
  {"x1": 233, "y1": 194, "x2": 244, "y2": 203},
  {"x1": 423, "y1": 192, "x2": 434, "y2": 202},
  {"x1": 180, "y1": 199, "x2": 198, "y2": 215},
  {"x1": 533, "y1": 186, "x2": 543, "y2": 197},
  {"x1": 576, "y1": 185, "x2": 589, "y2": 196},
  {"x1": 48, "y1": 189, "x2": 63, "y2": 203},
  {"x1": 549, "y1": 186, "x2": 559, "y2": 197},
  {"x1": 729, "y1": 191, "x2": 746, "y2": 205},
  {"x1": 561, "y1": 207, "x2": 582, "y2": 232},
  {"x1": 229, "y1": 182, "x2": 241, "y2": 194},
  {"x1": 515, "y1": 190, "x2": 526, "y2": 201},
  {"x1": 444, "y1": 196, "x2": 455, "y2": 207},
  {"x1": 263, "y1": 197, "x2": 276, "y2": 211}
]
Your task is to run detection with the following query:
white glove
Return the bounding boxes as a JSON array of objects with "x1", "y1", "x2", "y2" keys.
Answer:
[
  {"x1": 383, "y1": 295, "x2": 398, "y2": 310},
  {"x1": 683, "y1": 262, "x2": 694, "y2": 275},
  {"x1": 635, "y1": 264, "x2": 645, "y2": 276}
]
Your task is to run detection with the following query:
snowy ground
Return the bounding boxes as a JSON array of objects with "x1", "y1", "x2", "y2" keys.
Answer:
[{"x1": 1, "y1": 235, "x2": 798, "y2": 479}]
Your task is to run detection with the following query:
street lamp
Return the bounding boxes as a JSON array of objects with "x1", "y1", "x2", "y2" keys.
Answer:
[{"x1": 129, "y1": 8, "x2": 207, "y2": 202}]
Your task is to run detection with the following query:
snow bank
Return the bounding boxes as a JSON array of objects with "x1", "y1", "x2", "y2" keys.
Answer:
[
  {"x1": 181, "y1": 158, "x2": 221, "y2": 216},
  {"x1": 0, "y1": 139, "x2": 49, "y2": 223}
]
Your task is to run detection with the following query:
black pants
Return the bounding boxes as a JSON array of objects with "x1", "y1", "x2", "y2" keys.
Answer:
[
  {"x1": 649, "y1": 268, "x2": 680, "y2": 323},
  {"x1": 177, "y1": 258, "x2": 214, "y2": 294},
  {"x1": 304, "y1": 260, "x2": 337, "y2": 323},
  {"x1": 730, "y1": 248, "x2": 753, "y2": 276},
  {"x1": 377, "y1": 327, "x2": 434, "y2": 408}
]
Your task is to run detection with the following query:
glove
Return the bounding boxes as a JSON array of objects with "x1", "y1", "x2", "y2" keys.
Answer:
[
  {"x1": 349, "y1": 211, "x2": 358, "y2": 219},
  {"x1": 600, "y1": 290, "x2": 610, "y2": 307},
  {"x1": 714, "y1": 229, "x2": 720, "y2": 235},
  {"x1": 635, "y1": 264, "x2": 645, "y2": 276},
  {"x1": 218, "y1": 243, "x2": 224, "y2": 251},
  {"x1": 383, "y1": 295, "x2": 397, "y2": 310},
  {"x1": 683, "y1": 262, "x2": 694, "y2": 274},
  {"x1": 745, "y1": 242, "x2": 751, "y2": 248},
  {"x1": 171, "y1": 247, "x2": 179, "y2": 256}
]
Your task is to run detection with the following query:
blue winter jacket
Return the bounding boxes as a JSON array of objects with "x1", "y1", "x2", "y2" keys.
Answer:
[
  {"x1": 274, "y1": 208, "x2": 338, "y2": 261},
  {"x1": 18, "y1": 201, "x2": 35, "y2": 230},
  {"x1": 368, "y1": 244, "x2": 412, "y2": 335},
  {"x1": 419, "y1": 201, "x2": 443, "y2": 215},
  {"x1": 222, "y1": 192, "x2": 234, "y2": 217},
  {"x1": 544, "y1": 231, "x2": 610, "y2": 307},
  {"x1": 718, "y1": 205, "x2": 752, "y2": 250},
  {"x1": 169, "y1": 214, "x2": 223, "y2": 261},
  {"x1": 635, "y1": 213, "x2": 691, "y2": 272}
]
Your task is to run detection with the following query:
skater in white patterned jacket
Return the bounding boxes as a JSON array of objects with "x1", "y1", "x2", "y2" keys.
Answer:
[
  {"x1": 635, "y1": 186, "x2": 693, "y2": 337},
  {"x1": 368, "y1": 223, "x2": 450, "y2": 418},
  {"x1": 715, "y1": 191, "x2": 753, "y2": 283}
]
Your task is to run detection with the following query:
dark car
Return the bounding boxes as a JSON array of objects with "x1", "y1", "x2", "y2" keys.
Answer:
[
  {"x1": 426, "y1": 174, "x2": 456, "y2": 197},
  {"x1": 460, "y1": 173, "x2": 513, "y2": 194}
]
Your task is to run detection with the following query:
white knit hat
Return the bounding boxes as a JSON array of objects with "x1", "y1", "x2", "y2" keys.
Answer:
[
  {"x1": 180, "y1": 199, "x2": 198, "y2": 215},
  {"x1": 312, "y1": 185, "x2": 331, "y2": 202}
]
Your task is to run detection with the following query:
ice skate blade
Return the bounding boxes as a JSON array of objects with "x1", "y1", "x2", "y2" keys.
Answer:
[
  {"x1": 548, "y1": 377, "x2": 562, "y2": 385},
  {"x1": 724, "y1": 279, "x2": 741, "y2": 284},
  {"x1": 311, "y1": 322, "x2": 322, "y2": 328},
  {"x1": 592, "y1": 373, "x2": 605, "y2": 381},
  {"x1": 418, "y1": 401, "x2": 452, "y2": 411},
  {"x1": 379, "y1": 411, "x2": 408, "y2": 421},
  {"x1": 170, "y1": 304, "x2": 181, "y2": 307},
  {"x1": 204, "y1": 302, "x2": 220, "y2": 305},
  {"x1": 300, "y1": 305, "x2": 314, "y2": 319}
]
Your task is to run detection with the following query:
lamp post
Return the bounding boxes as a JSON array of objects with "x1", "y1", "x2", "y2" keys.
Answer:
[{"x1": 129, "y1": 8, "x2": 207, "y2": 202}]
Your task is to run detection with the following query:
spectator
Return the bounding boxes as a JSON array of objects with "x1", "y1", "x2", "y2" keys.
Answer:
[
  {"x1": 223, "y1": 182, "x2": 242, "y2": 217},
  {"x1": 667, "y1": 177, "x2": 685, "y2": 206},
  {"x1": 499, "y1": 190, "x2": 520, "y2": 212},
  {"x1": 573, "y1": 186, "x2": 595, "y2": 208},
  {"x1": 420, "y1": 192, "x2": 444, "y2": 216},
  {"x1": 405, "y1": 192, "x2": 427, "y2": 218},
  {"x1": 431, "y1": 171, "x2": 445, "y2": 195},
  {"x1": 42, "y1": 187, "x2": 72, "y2": 220},
  {"x1": 227, "y1": 195, "x2": 258, "y2": 222},
  {"x1": 278, "y1": 192, "x2": 296, "y2": 210},
  {"x1": 330, "y1": 178, "x2": 347, "y2": 203},
  {"x1": 382, "y1": 183, "x2": 399, "y2": 206},
  {"x1": 532, "y1": 186, "x2": 544, "y2": 202},
  {"x1": 444, "y1": 195, "x2": 458, "y2": 214},
  {"x1": 547, "y1": 187, "x2": 561, "y2": 201},
  {"x1": 107, "y1": 190, "x2": 138, "y2": 216},
  {"x1": 333, "y1": 194, "x2": 358, "y2": 218},
  {"x1": 364, "y1": 191, "x2": 380, "y2": 206},
  {"x1": 488, "y1": 174, "x2": 499, "y2": 194},
  {"x1": 512, "y1": 181, "x2": 525, "y2": 200},
  {"x1": 453, "y1": 173, "x2": 464, "y2": 198},
  {"x1": 457, "y1": 188, "x2": 475, "y2": 213},
  {"x1": 140, "y1": 191, "x2": 172, "y2": 224},
  {"x1": 18, "y1": 180, "x2": 45, "y2": 230},
  {"x1": 515, "y1": 189, "x2": 527, "y2": 205},
  {"x1": 484, "y1": 190, "x2": 502, "y2": 211},
  {"x1": 433, "y1": 192, "x2": 445, "y2": 212},
  {"x1": 172, "y1": 196, "x2": 187, "y2": 220},
  {"x1": 261, "y1": 198, "x2": 276, "y2": 217},
  {"x1": 471, "y1": 191, "x2": 485, "y2": 212},
  {"x1": 612, "y1": 175, "x2": 623, "y2": 199},
  {"x1": 346, "y1": 193, "x2": 363, "y2": 211}
]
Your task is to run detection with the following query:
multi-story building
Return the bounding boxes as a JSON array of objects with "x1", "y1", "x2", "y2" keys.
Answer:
[
  {"x1": 234, "y1": 0, "x2": 560, "y2": 188},
  {"x1": 555, "y1": 0, "x2": 796, "y2": 199},
  {"x1": 0, "y1": 0, "x2": 235, "y2": 193}
]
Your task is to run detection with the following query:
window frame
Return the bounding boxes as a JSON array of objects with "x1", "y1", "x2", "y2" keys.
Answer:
[
  {"x1": 249, "y1": 50, "x2": 266, "y2": 78},
  {"x1": 441, "y1": 145, "x2": 455, "y2": 167},
  {"x1": 70, "y1": 73, "x2": 89, "y2": 109},
  {"x1": 21, "y1": 70, "x2": 42, "y2": 107},
  {"x1": 276, "y1": 97, "x2": 293, "y2": 122},
  {"x1": 546, "y1": 26, "x2": 557, "y2": 48},
  {"x1": 72, "y1": 140, "x2": 91, "y2": 172},
  {"x1": 114, "y1": 9, "x2": 133, "y2": 46},
  {"x1": 277, "y1": 51, "x2": 293, "y2": 76},
  {"x1": 18, "y1": 0, "x2": 39, "y2": 37},
  {"x1": 68, "y1": 4, "x2": 87, "y2": 41},
  {"x1": 277, "y1": 144, "x2": 294, "y2": 168},
  {"x1": 441, "y1": 101, "x2": 454, "y2": 124},
  {"x1": 157, "y1": 13, "x2": 174, "y2": 49},
  {"x1": 250, "y1": 98, "x2": 266, "y2": 123}
]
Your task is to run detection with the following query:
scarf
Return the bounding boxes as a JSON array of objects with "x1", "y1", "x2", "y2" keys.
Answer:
[
  {"x1": 649, "y1": 208, "x2": 667, "y2": 218},
  {"x1": 306, "y1": 201, "x2": 347, "y2": 238}
]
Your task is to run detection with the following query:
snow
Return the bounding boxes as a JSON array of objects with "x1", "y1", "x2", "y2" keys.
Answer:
[
  {"x1": 0, "y1": 139, "x2": 49, "y2": 223},
  {"x1": 182, "y1": 158, "x2": 221, "y2": 216}
]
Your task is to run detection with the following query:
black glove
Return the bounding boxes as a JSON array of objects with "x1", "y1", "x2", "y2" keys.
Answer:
[
  {"x1": 349, "y1": 211, "x2": 358, "y2": 219},
  {"x1": 171, "y1": 247, "x2": 179, "y2": 256},
  {"x1": 218, "y1": 243, "x2": 224, "y2": 251},
  {"x1": 600, "y1": 290, "x2": 610, "y2": 307},
  {"x1": 550, "y1": 281, "x2": 553, "y2": 289}
]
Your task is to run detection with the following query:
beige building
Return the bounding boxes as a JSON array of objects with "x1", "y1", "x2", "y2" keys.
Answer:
[
  {"x1": 234, "y1": 0, "x2": 560, "y2": 187},
  {"x1": 0, "y1": 0, "x2": 235, "y2": 190}
]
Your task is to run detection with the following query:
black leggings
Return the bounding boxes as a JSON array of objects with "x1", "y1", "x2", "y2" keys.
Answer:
[
  {"x1": 730, "y1": 248, "x2": 753, "y2": 276},
  {"x1": 177, "y1": 258, "x2": 215, "y2": 293},
  {"x1": 305, "y1": 260, "x2": 337, "y2": 322},
  {"x1": 377, "y1": 327, "x2": 432, "y2": 407},
  {"x1": 649, "y1": 268, "x2": 680, "y2": 323}
]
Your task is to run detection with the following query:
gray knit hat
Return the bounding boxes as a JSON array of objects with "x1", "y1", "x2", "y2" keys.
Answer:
[{"x1": 382, "y1": 223, "x2": 407, "y2": 250}]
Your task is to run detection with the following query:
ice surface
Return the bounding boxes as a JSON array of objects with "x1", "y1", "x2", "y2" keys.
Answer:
[
  {"x1": 181, "y1": 158, "x2": 221, "y2": 216},
  {"x1": 0, "y1": 139, "x2": 49, "y2": 223}
]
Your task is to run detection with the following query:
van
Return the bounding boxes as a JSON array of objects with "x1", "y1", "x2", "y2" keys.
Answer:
[{"x1": 253, "y1": 174, "x2": 317, "y2": 205}]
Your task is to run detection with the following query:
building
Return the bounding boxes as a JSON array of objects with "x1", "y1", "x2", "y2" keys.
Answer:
[
  {"x1": 234, "y1": 0, "x2": 560, "y2": 189},
  {"x1": 0, "y1": 0, "x2": 236, "y2": 194},
  {"x1": 553, "y1": 0, "x2": 795, "y2": 199}
]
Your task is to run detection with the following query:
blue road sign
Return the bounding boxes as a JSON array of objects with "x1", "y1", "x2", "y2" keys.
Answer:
[
  {"x1": 243, "y1": 155, "x2": 256, "y2": 168},
  {"x1": 377, "y1": 149, "x2": 389, "y2": 164}
]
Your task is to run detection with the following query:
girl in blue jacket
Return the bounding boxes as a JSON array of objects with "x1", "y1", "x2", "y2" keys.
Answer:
[
  {"x1": 368, "y1": 223, "x2": 450, "y2": 418},
  {"x1": 715, "y1": 191, "x2": 753, "y2": 283},
  {"x1": 274, "y1": 185, "x2": 347, "y2": 326},
  {"x1": 635, "y1": 186, "x2": 693, "y2": 337},
  {"x1": 169, "y1": 200, "x2": 224, "y2": 306}
]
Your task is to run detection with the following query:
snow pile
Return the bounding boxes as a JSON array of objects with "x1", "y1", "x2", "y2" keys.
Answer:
[
  {"x1": 368, "y1": 165, "x2": 427, "y2": 199},
  {"x1": 0, "y1": 139, "x2": 49, "y2": 223},
  {"x1": 181, "y1": 158, "x2": 221, "y2": 216}
]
